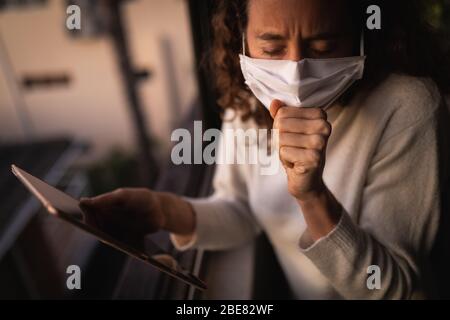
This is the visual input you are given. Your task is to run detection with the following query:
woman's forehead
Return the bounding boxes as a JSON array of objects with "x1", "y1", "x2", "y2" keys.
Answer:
[{"x1": 247, "y1": 0, "x2": 353, "y2": 37}]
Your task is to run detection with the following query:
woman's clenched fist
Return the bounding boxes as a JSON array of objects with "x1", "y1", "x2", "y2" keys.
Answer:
[{"x1": 270, "y1": 99, "x2": 331, "y2": 201}]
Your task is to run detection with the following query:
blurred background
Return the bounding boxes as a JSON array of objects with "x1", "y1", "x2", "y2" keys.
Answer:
[
  {"x1": 0, "y1": 0, "x2": 222, "y2": 300},
  {"x1": 0, "y1": 0, "x2": 449, "y2": 300}
]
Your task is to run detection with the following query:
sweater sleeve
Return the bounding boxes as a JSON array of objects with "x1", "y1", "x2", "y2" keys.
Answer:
[
  {"x1": 299, "y1": 104, "x2": 442, "y2": 299},
  {"x1": 170, "y1": 118, "x2": 261, "y2": 251}
]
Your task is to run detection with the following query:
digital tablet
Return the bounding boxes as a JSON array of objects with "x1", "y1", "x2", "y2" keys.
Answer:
[{"x1": 11, "y1": 164, "x2": 207, "y2": 291}]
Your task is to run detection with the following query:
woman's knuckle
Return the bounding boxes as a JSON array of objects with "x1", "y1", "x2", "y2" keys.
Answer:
[
  {"x1": 309, "y1": 150, "x2": 321, "y2": 164},
  {"x1": 114, "y1": 188, "x2": 129, "y2": 199},
  {"x1": 315, "y1": 120, "x2": 330, "y2": 135},
  {"x1": 114, "y1": 188, "x2": 125, "y2": 195},
  {"x1": 312, "y1": 108, "x2": 323, "y2": 119},
  {"x1": 324, "y1": 122, "x2": 332, "y2": 136},
  {"x1": 277, "y1": 107, "x2": 288, "y2": 118},
  {"x1": 311, "y1": 135, "x2": 325, "y2": 149}
]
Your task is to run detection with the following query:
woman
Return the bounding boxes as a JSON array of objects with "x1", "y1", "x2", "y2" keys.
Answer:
[{"x1": 81, "y1": 0, "x2": 450, "y2": 299}]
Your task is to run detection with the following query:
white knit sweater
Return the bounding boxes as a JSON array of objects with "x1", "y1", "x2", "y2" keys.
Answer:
[{"x1": 171, "y1": 74, "x2": 447, "y2": 299}]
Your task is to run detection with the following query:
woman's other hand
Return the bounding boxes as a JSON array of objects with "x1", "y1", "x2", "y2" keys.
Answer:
[{"x1": 79, "y1": 188, "x2": 195, "y2": 246}]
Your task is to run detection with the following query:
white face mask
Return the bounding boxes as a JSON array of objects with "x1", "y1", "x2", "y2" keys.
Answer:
[{"x1": 239, "y1": 33, "x2": 366, "y2": 109}]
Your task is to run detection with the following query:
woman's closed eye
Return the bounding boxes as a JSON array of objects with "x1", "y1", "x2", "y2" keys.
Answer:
[
  {"x1": 261, "y1": 46, "x2": 286, "y2": 58},
  {"x1": 259, "y1": 41, "x2": 339, "y2": 59},
  {"x1": 307, "y1": 40, "x2": 338, "y2": 57}
]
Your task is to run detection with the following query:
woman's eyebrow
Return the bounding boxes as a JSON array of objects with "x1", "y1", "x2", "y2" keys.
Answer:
[
  {"x1": 256, "y1": 31, "x2": 346, "y2": 42},
  {"x1": 256, "y1": 33, "x2": 287, "y2": 41},
  {"x1": 304, "y1": 32, "x2": 343, "y2": 41}
]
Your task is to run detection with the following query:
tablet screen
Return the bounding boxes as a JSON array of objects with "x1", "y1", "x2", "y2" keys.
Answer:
[{"x1": 11, "y1": 164, "x2": 206, "y2": 290}]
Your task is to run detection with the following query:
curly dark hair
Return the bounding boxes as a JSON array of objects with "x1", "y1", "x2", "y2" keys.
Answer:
[{"x1": 209, "y1": 0, "x2": 450, "y2": 127}]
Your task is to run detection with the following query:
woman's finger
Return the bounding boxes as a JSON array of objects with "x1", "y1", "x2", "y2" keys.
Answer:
[
  {"x1": 279, "y1": 133, "x2": 327, "y2": 150},
  {"x1": 274, "y1": 117, "x2": 331, "y2": 135},
  {"x1": 80, "y1": 188, "x2": 128, "y2": 209},
  {"x1": 276, "y1": 106, "x2": 327, "y2": 120},
  {"x1": 279, "y1": 146, "x2": 321, "y2": 168}
]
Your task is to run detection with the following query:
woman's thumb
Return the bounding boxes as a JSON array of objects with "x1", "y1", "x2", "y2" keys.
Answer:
[{"x1": 269, "y1": 99, "x2": 284, "y2": 119}]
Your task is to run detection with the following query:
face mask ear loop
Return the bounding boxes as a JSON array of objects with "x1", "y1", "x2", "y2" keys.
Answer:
[
  {"x1": 242, "y1": 32, "x2": 246, "y2": 56},
  {"x1": 360, "y1": 30, "x2": 365, "y2": 57},
  {"x1": 241, "y1": 32, "x2": 249, "y2": 88}
]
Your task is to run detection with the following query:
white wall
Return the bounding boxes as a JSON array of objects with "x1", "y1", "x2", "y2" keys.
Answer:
[{"x1": 0, "y1": 0, "x2": 198, "y2": 162}]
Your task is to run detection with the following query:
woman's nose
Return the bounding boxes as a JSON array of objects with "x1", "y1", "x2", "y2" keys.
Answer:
[{"x1": 286, "y1": 44, "x2": 303, "y2": 61}]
